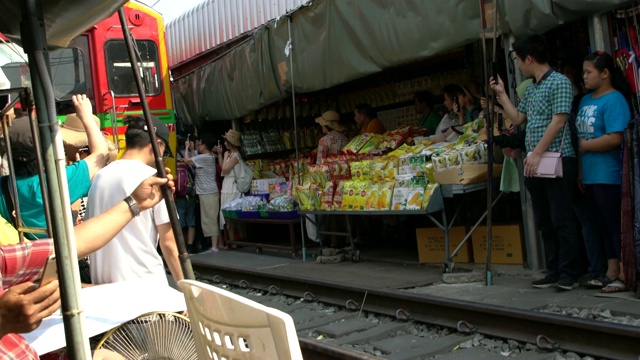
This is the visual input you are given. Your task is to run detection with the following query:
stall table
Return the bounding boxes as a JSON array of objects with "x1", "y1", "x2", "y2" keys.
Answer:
[
  {"x1": 225, "y1": 216, "x2": 302, "y2": 258},
  {"x1": 300, "y1": 183, "x2": 503, "y2": 271}
]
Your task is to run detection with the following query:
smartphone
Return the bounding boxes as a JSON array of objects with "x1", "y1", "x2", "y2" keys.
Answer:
[
  {"x1": 497, "y1": 112, "x2": 504, "y2": 132},
  {"x1": 454, "y1": 96, "x2": 460, "y2": 110},
  {"x1": 491, "y1": 61, "x2": 499, "y2": 83},
  {"x1": 40, "y1": 255, "x2": 58, "y2": 287}
]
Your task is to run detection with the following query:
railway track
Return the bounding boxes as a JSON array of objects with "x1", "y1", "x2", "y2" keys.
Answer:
[{"x1": 192, "y1": 262, "x2": 640, "y2": 360}]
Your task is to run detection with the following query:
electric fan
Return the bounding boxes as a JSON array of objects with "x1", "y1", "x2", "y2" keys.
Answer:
[{"x1": 95, "y1": 311, "x2": 197, "y2": 360}]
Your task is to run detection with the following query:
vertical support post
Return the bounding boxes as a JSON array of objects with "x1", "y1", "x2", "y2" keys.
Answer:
[{"x1": 22, "y1": 0, "x2": 91, "y2": 358}]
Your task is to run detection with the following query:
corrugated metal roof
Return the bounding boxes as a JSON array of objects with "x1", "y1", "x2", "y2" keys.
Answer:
[{"x1": 166, "y1": 0, "x2": 309, "y2": 68}]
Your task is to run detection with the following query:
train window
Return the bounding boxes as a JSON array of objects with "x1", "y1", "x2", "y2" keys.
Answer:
[
  {"x1": 50, "y1": 36, "x2": 93, "y2": 105},
  {"x1": 105, "y1": 40, "x2": 161, "y2": 97}
]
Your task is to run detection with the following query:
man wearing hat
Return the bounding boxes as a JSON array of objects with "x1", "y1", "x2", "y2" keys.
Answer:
[
  {"x1": 85, "y1": 115, "x2": 183, "y2": 286},
  {"x1": 315, "y1": 110, "x2": 348, "y2": 164},
  {"x1": 0, "y1": 94, "x2": 109, "y2": 239}
]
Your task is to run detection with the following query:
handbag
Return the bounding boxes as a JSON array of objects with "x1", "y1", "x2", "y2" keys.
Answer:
[{"x1": 527, "y1": 125, "x2": 566, "y2": 178}]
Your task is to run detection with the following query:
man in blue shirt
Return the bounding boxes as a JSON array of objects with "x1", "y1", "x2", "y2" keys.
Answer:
[{"x1": 491, "y1": 35, "x2": 581, "y2": 290}]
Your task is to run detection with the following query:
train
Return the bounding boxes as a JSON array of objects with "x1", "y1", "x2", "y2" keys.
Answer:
[{"x1": 0, "y1": 0, "x2": 176, "y2": 171}]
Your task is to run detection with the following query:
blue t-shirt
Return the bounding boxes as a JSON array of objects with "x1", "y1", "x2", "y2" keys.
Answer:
[
  {"x1": 0, "y1": 160, "x2": 91, "y2": 238},
  {"x1": 575, "y1": 91, "x2": 630, "y2": 184}
]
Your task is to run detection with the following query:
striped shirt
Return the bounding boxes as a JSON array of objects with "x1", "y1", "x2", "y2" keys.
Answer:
[
  {"x1": 0, "y1": 239, "x2": 54, "y2": 359},
  {"x1": 518, "y1": 70, "x2": 576, "y2": 157}
]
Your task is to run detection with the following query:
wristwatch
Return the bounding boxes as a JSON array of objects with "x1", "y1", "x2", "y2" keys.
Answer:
[{"x1": 124, "y1": 196, "x2": 140, "y2": 217}]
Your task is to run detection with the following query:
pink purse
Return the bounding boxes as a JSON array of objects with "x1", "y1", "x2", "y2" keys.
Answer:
[{"x1": 527, "y1": 125, "x2": 566, "y2": 178}]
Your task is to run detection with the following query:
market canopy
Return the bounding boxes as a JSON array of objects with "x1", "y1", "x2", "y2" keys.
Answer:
[
  {"x1": 172, "y1": 0, "x2": 631, "y2": 126},
  {"x1": 0, "y1": 0, "x2": 127, "y2": 48}
]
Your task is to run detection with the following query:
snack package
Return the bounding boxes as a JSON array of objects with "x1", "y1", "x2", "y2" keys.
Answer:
[
  {"x1": 409, "y1": 154, "x2": 426, "y2": 177},
  {"x1": 341, "y1": 181, "x2": 356, "y2": 210},
  {"x1": 398, "y1": 154, "x2": 413, "y2": 175},
  {"x1": 342, "y1": 133, "x2": 372, "y2": 154},
  {"x1": 320, "y1": 181, "x2": 335, "y2": 211},
  {"x1": 476, "y1": 141, "x2": 488, "y2": 164},
  {"x1": 422, "y1": 182, "x2": 438, "y2": 210},
  {"x1": 445, "y1": 150, "x2": 462, "y2": 170},
  {"x1": 384, "y1": 157, "x2": 399, "y2": 180},
  {"x1": 332, "y1": 181, "x2": 345, "y2": 210},
  {"x1": 370, "y1": 158, "x2": 388, "y2": 183},
  {"x1": 377, "y1": 181, "x2": 394, "y2": 210},
  {"x1": 350, "y1": 161, "x2": 363, "y2": 180},
  {"x1": 353, "y1": 180, "x2": 370, "y2": 211},
  {"x1": 358, "y1": 134, "x2": 384, "y2": 154},
  {"x1": 424, "y1": 162, "x2": 436, "y2": 184},
  {"x1": 364, "y1": 182, "x2": 379, "y2": 211},
  {"x1": 391, "y1": 174, "x2": 412, "y2": 210},
  {"x1": 460, "y1": 145, "x2": 480, "y2": 165},
  {"x1": 297, "y1": 184, "x2": 320, "y2": 211},
  {"x1": 431, "y1": 153, "x2": 448, "y2": 172},
  {"x1": 360, "y1": 159, "x2": 373, "y2": 181},
  {"x1": 318, "y1": 164, "x2": 331, "y2": 182},
  {"x1": 406, "y1": 176, "x2": 427, "y2": 210}
]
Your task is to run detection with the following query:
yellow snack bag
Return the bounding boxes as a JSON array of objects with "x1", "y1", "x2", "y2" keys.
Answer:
[
  {"x1": 391, "y1": 175, "x2": 412, "y2": 210},
  {"x1": 364, "y1": 182, "x2": 379, "y2": 211},
  {"x1": 342, "y1": 181, "x2": 356, "y2": 210},
  {"x1": 350, "y1": 161, "x2": 363, "y2": 180},
  {"x1": 353, "y1": 180, "x2": 370, "y2": 211},
  {"x1": 406, "y1": 176, "x2": 427, "y2": 210},
  {"x1": 409, "y1": 154, "x2": 427, "y2": 177},
  {"x1": 384, "y1": 157, "x2": 399, "y2": 180},
  {"x1": 377, "y1": 182, "x2": 394, "y2": 210},
  {"x1": 360, "y1": 159, "x2": 373, "y2": 181},
  {"x1": 358, "y1": 134, "x2": 384, "y2": 154},
  {"x1": 370, "y1": 158, "x2": 388, "y2": 183},
  {"x1": 422, "y1": 182, "x2": 438, "y2": 210},
  {"x1": 332, "y1": 181, "x2": 345, "y2": 210}
]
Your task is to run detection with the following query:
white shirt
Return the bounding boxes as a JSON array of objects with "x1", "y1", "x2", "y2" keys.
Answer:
[{"x1": 86, "y1": 160, "x2": 171, "y2": 284}]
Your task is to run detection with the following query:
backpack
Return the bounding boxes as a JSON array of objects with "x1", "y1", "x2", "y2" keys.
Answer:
[
  {"x1": 176, "y1": 162, "x2": 194, "y2": 197},
  {"x1": 232, "y1": 157, "x2": 252, "y2": 194}
]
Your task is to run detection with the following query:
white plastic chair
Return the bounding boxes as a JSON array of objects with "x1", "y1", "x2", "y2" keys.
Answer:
[{"x1": 178, "y1": 279, "x2": 303, "y2": 360}]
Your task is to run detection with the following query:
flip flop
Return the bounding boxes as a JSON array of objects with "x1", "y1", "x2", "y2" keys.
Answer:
[
  {"x1": 600, "y1": 278, "x2": 627, "y2": 293},
  {"x1": 585, "y1": 276, "x2": 613, "y2": 289}
]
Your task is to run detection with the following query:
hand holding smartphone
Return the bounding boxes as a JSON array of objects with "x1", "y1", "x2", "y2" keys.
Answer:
[{"x1": 40, "y1": 255, "x2": 58, "y2": 288}]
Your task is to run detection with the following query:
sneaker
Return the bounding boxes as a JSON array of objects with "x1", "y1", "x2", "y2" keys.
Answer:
[
  {"x1": 532, "y1": 274, "x2": 559, "y2": 289},
  {"x1": 209, "y1": 247, "x2": 219, "y2": 253},
  {"x1": 555, "y1": 275, "x2": 578, "y2": 290}
]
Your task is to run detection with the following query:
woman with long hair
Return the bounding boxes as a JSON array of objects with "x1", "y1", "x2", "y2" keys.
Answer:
[
  {"x1": 576, "y1": 51, "x2": 631, "y2": 293},
  {"x1": 217, "y1": 129, "x2": 246, "y2": 249}
]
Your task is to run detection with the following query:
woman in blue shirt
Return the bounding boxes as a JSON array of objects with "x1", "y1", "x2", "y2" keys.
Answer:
[{"x1": 576, "y1": 51, "x2": 631, "y2": 293}]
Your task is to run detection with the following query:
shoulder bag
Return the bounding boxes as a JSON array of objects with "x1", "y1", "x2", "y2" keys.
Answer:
[{"x1": 527, "y1": 125, "x2": 567, "y2": 178}]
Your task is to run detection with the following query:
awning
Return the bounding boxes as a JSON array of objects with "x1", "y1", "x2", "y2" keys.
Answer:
[
  {"x1": 173, "y1": 0, "x2": 631, "y2": 125},
  {"x1": 0, "y1": 0, "x2": 127, "y2": 48}
]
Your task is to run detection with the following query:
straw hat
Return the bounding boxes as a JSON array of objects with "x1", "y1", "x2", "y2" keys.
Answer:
[
  {"x1": 60, "y1": 113, "x2": 101, "y2": 147},
  {"x1": 315, "y1": 110, "x2": 345, "y2": 132},
  {"x1": 223, "y1": 129, "x2": 242, "y2": 147}
]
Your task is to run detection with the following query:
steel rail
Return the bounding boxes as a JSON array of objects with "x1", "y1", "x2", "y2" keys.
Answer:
[{"x1": 193, "y1": 261, "x2": 640, "y2": 360}]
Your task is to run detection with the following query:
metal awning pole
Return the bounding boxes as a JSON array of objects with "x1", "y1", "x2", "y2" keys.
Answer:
[
  {"x1": 22, "y1": 0, "x2": 91, "y2": 358},
  {"x1": 287, "y1": 15, "x2": 306, "y2": 262},
  {"x1": 117, "y1": 8, "x2": 194, "y2": 280}
]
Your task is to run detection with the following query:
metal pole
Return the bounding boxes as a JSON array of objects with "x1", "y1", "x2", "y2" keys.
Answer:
[
  {"x1": 117, "y1": 8, "x2": 194, "y2": 280},
  {"x1": 22, "y1": 0, "x2": 91, "y2": 358},
  {"x1": 287, "y1": 15, "x2": 306, "y2": 262}
]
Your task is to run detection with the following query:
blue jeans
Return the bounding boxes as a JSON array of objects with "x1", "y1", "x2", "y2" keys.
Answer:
[
  {"x1": 525, "y1": 157, "x2": 582, "y2": 279},
  {"x1": 176, "y1": 195, "x2": 197, "y2": 228}
]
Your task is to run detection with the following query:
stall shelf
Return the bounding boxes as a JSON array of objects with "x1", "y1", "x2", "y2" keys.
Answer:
[
  {"x1": 225, "y1": 217, "x2": 303, "y2": 258},
  {"x1": 300, "y1": 183, "x2": 504, "y2": 271}
]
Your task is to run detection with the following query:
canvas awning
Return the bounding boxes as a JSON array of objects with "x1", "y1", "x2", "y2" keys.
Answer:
[{"x1": 172, "y1": 0, "x2": 631, "y2": 125}]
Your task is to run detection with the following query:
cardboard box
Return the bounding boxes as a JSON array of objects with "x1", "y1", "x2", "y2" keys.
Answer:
[
  {"x1": 416, "y1": 227, "x2": 470, "y2": 264},
  {"x1": 472, "y1": 225, "x2": 524, "y2": 264},
  {"x1": 251, "y1": 177, "x2": 285, "y2": 194},
  {"x1": 434, "y1": 164, "x2": 502, "y2": 185}
]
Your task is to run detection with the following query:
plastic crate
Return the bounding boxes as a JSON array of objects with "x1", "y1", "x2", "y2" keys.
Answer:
[
  {"x1": 222, "y1": 209, "x2": 239, "y2": 219},
  {"x1": 238, "y1": 210, "x2": 260, "y2": 219},
  {"x1": 268, "y1": 210, "x2": 299, "y2": 220},
  {"x1": 258, "y1": 209, "x2": 270, "y2": 219}
]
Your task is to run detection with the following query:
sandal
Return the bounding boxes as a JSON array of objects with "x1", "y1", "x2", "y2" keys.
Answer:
[
  {"x1": 600, "y1": 278, "x2": 627, "y2": 293},
  {"x1": 585, "y1": 276, "x2": 613, "y2": 289}
]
